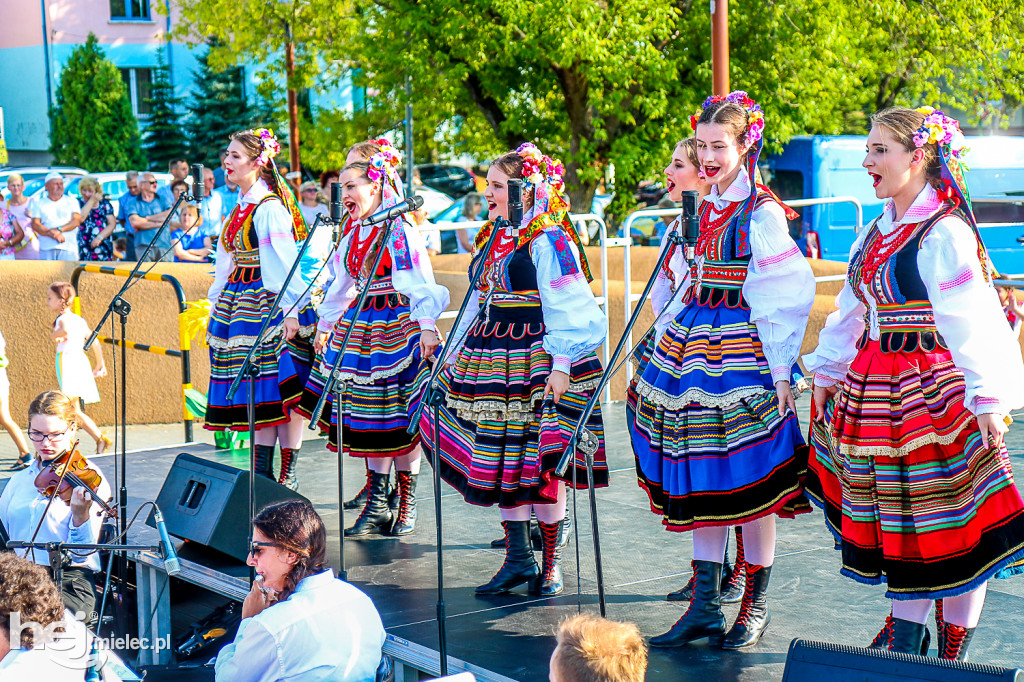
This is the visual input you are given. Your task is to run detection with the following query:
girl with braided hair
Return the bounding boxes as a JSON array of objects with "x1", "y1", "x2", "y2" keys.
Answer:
[
  {"x1": 215, "y1": 500, "x2": 386, "y2": 680},
  {"x1": 296, "y1": 144, "x2": 449, "y2": 538},
  {"x1": 804, "y1": 106, "x2": 1024, "y2": 660},
  {"x1": 420, "y1": 143, "x2": 608, "y2": 599},
  {"x1": 629, "y1": 93, "x2": 815, "y2": 650},
  {"x1": 206, "y1": 129, "x2": 318, "y2": 489}
]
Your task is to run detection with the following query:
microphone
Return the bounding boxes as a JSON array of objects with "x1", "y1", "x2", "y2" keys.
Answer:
[
  {"x1": 153, "y1": 506, "x2": 182, "y2": 576},
  {"x1": 330, "y1": 183, "x2": 344, "y2": 224},
  {"x1": 362, "y1": 195, "x2": 425, "y2": 226},
  {"x1": 681, "y1": 190, "x2": 700, "y2": 265},
  {"x1": 507, "y1": 179, "x2": 523, "y2": 233},
  {"x1": 191, "y1": 163, "x2": 204, "y2": 206}
]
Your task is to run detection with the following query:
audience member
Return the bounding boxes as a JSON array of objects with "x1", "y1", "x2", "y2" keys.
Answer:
[
  {"x1": 216, "y1": 175, "x2": 241, "y2": 224},
  {"x1": 7, "y1": 174, "x2": 39, "y2": 260},
  {"x1": 28, "y1": 172, "x2": 82, "y2": 261},
  {"x1": 158, "y1": 158, "x2": 189, "y2": 206},
  {"x1": 215, "y1": 501, "x2": 386, "y2": 681},
  {"x1": 213, "y1": 148, "x2": 229, "y2": 188},
  {"x1": 649, "y1": 195, "x2": 678, "y2": 246},
  {"x1": 76, "y1": 177, "x2": 115, "y2": 261},
  {"x1": 171, "y1": 204, "x2": 211, "y2": 262},
  {"x1": 549, "y1": 615, "x2": 647, "y2": 682},
  {"x1": 112, "y1": 237, "x2": 127, "y2": 261},
  {"x1": 200, "y1": 167, "x2": 224, "y2": 238},
  {"x1": 116, "y1": 170, "x2": 141, "y2": 260},
  {"x1": 0, "y1": 204, "x2": 25, "y2": 260},
  {"x1": 128, "y1": 172, "x2": 172, "y2": 262},
  {"x1": 411, "y1": 207, "x2": 441, "y2": 256},
  {"x1": 297, "y1": 181, "x2": 327, "y2": 227},
  {"x1": 455, "y1": 192, "x2": 483, "y2": 254},
  {"x1": 0, "y1": 553, "x2": 81, "y2": 679},
  {"x1": 319, "y1": 169, "x2": 340, "y2": 195}
]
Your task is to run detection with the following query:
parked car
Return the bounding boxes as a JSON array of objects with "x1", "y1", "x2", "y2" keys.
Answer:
[
  {"x1": 413, "y1": 164, "x2": 476, "y2": 198},
  {"x1": 0, "y1": 166, "x2": 88, "y2": 199},
  {"x1": 409, "y1": 185, "x2": 454, "y2": 218}
]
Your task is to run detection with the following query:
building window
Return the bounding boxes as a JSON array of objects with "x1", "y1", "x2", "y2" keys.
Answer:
[
  {"x1": 120, "y1": 68, "x2": 153, "y2": 117},
  {"x1": 110, "y1": 0, "x2": 151, "y2": 21}
]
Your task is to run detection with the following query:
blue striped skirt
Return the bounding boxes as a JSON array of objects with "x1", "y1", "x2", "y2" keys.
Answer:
[
  {"x1": 295, "y1": 293, "x2": 428, "y2": 457},
  {"x1": 627, "y1": 293, "x2": 809, "y2": 531},
  {"x1": 205, "y1": 266, "x2": 315, "y2": 431}
]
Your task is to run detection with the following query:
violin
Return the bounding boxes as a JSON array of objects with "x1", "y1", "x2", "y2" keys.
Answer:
[{"x1": 34, "y1": 443, "x2": 117, "y2": 518}]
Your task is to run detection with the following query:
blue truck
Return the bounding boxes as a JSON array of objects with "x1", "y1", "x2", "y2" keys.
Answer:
[{"x1": 767, "y1": 135, "x2": 1024, "y2": 274}]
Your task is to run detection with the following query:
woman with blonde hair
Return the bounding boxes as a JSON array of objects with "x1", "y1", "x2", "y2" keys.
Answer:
[
  {"x1": 76, "y1": 176, "x2": 115, "y2": 261},
  {"x1": 7, "y1": 173, "x2": 39, "y2": 260}
]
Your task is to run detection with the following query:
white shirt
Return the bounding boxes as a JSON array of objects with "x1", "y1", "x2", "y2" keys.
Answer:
[
  {"x1": 448, "y1": 225, "x2": 607, "y2": 372},
  {"x1": 208, "y1": 179, "x2": 312, "y2": 317},
  {"x1": 651, "y1": 169, "x2": 815, "y2": 383},
  {"x1": 317, "y1": 218, "x2": 450, "y2": 333},
  {"x1": 55, "y1": 311, "x2": 90, "y2": 355},
  {"x1": 0, "y1": 458, "x2": 111, "y2": 572},
  {"x1": 0, "y1": 646, "x2": 88, "y2": 680},
  {"x1": 215, "y1": 570, "x2": 386, "y2": 682},
  {"x1": 804, "y1": 184, "x2": 1024, "y2": 416},
  {"x1": 28, "y1": 194, "x2": 81, "y2": 252}
]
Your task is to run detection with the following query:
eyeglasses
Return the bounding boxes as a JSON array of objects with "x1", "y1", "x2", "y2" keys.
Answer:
[
  {"x1": 27, "y1": 426, "x2": 72, "y2": 443},
  {"x1": 249, "y1": 541, "x2": 281, "y2": 557}
]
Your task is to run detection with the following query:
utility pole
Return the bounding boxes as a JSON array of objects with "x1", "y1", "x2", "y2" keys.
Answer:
[
  {"x1": 285, "y1": 25, "x2": 301, "y2": 179},
  {"x1": 711, "y1": 0, "x2": 729, "y2": 95}
]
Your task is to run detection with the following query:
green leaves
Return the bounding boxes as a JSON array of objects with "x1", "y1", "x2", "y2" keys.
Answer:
[
  {"x1": 167, "y1": 0, "x2": 1024, "y2": 219},
  {"x1": 49, "y1": 33, "x2": 145, "y2": 171}
]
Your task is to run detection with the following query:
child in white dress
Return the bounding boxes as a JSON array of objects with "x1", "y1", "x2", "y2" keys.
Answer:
[{"x1": 47, "y1": 282, "x2": 110, "y2": 453}]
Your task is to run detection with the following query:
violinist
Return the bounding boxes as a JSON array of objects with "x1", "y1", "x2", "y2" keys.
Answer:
[{"x1": 0, "y1": 390, "x2": 111, "y2": 624}]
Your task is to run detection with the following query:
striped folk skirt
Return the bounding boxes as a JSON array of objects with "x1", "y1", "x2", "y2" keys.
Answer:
[
  {"x1": 805, "y1": 340, "x2": 1024, "y2": 599},
  {"x1": 295, "y1": 293, "x2": 427, "y2": 457},
  {"x1": 206, "y1": 266, "x2": 315, "y2": 431},
  {"x1": 418, "y1": 311, "x2": 608, "y2": 508},
  {"x1": 628, "y1": 292, "x2": 810, "y2": 531}
]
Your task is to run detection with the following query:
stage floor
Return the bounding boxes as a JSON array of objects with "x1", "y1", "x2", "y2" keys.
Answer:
[{"x1": 8, "y1": 402, "x2": 1024, "y2": 680}]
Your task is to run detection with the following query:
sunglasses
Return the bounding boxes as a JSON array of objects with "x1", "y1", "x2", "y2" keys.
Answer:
[{"x1": 249, "y1": 541, "x2": 281, "y2": 557}]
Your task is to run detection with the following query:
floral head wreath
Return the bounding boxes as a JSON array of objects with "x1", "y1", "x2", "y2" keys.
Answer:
[
  {"x1": 912, "y1": 106, "x2": 987, "y2": 276},
  {"x1": 241, "y1": 127, "x2": 308, "y2": 245},
  {"x1": 250, "y1": 128, "x2": 282, "y2": 167},
  {"x1": 367, "y1": 142, "x2": 402, "y2": 184},
  {"x1": 689, "y1": 91, "x2": 765, "y2": 146},
  {"x1": 912, "y1": 106, "x2": 976, "y2": 227}
]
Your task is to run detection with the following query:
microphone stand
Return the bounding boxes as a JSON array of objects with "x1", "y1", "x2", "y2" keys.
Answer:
[
  {"x1": 83, "y1": 179, "x2": 202, "y2": 607},
  {"x1": 408, "y1": 178, "x2": 523, "y2": 676},
  {"x1": 224, "y1": 213, "x2": 330, "y2": 584},
  {"x1": 307, "y1": 214, "x2": 401, "y2": 583},
  {"x1": 553, "y1": 190, "x2": 700, "y2": 617}
]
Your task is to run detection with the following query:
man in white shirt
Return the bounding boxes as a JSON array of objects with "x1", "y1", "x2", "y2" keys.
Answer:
[
  {"x1": 201, "y1": 167, "x2": 225, "y2": 238},
  {"x1": 29, "y1": 172, "x2": 82, "y2": 261}
]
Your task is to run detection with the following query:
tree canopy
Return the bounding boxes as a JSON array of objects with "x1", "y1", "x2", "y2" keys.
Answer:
[
  {"x1": 49, "y1": 33, "x2": 145, "y2": 171},
  {"x1": 143, "y1": 50, "x2": 189, "y2": 169},
  {"x1": 170, "y1": 0, "x2": 1024, "y2": 215}
]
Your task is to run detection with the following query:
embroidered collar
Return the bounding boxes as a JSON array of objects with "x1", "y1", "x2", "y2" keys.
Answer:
[
  {"x1": 707, "y1": 168, "x2": 752, "y2": 211},
  {"x1": 881, "y1": 184, "x2": 942, "y2": 234},
  {"x1": 238, "y1": 179, "x2": 273, "y2": 207}
]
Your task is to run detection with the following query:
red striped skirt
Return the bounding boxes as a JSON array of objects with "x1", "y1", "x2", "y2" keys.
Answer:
[{"x1": 806, "y1": 341, "x2": 1024, "y2": 599}]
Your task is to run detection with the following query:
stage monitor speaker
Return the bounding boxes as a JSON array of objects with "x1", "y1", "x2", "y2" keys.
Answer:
[
  {"x1": 783, "y1": 639, "x2": 1023, "y2": 682},
  {"x1": 147, "y1": 453, "x2": 309, "y2": 563}
]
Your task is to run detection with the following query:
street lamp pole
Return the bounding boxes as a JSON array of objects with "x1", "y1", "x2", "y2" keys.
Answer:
[
  {"x1": 711, "y1": 0, "x2": 729, "y2": 95},
  {"x1": 405, "y1": 76, "x2": 414, "y2": 197}
]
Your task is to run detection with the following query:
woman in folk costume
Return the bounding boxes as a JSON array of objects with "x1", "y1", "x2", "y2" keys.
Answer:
[
  {"x1": 296, "y1": 143, "x2": 449, "y2": 537},
  {"x1": 804, "y1": 107, "x2": 1024, "y2": 660},
  {"x1": 420, "y1": 144, "x2": 607, "y2": 598},
  {"x1": 628, "y1": 92, "x2": 815, "y2": 650},
  {"x1": 206, "y1": 129, "x2": 317, "y2": 489}
]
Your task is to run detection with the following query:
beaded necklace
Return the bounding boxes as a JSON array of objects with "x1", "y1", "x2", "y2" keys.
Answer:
[
  {"x1": 345, "y1": 223, "x2": 381, "y2": 279},
  {"x1": 221, "y1": 203, "x2": 257, "y2": 252}
]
